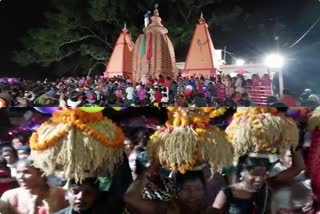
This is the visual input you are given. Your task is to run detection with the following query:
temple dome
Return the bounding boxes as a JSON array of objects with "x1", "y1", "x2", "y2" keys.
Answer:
[{"x1": 132, "y1": 6, "x2": 177, "y2": 83}]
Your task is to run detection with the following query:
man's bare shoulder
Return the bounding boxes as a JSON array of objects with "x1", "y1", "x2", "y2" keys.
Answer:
[{"x1": 1, "y1": 187, "x2": 22, "y2": 200}]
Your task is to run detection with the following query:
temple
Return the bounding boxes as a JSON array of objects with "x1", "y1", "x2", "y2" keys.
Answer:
[
  {"x1": 132, "y1": 5, "x2": 177, "y2": 83},
  {"x1": 183, "y1": 13, "x2": 216, "y2": 78},
  {"x1": 104, "y1": 23, "x2": 134, "y2": 79}
]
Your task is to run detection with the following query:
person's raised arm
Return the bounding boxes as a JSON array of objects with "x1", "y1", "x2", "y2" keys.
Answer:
[
  {"x1": 268, "y1": 149, "x2": 305, "y2": 189},
  {"x1": 124, "y1": 175, "x2": 166, "y2": 214},
  {"x1": 212, "y1": 190, "x2": 227, "y2": 210},
  {"x1": 124, "y1": 159, "x2": 169, "y2": 214}
]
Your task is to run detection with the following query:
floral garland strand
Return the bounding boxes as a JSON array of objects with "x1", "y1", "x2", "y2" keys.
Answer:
[
  {"x1": 51, "y1": 108, "x2": 104, "y2": 124},
  {"x1": 30, "y1": 123, "x2": 72, "y2": 150},
  {"x1": 165, "y1": 107, "x2": 226, "y2": 128},
  {"x1": 30, "y1": 109, "x2": 124, "y2": 151}
]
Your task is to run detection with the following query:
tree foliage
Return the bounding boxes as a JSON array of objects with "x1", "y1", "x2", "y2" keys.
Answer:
[{"x1": 13, "y1": 0, "x2": 260, "y2": 77}]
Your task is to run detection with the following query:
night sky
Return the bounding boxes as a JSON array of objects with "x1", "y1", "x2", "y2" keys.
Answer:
[{"x1": 0, "y1": 0, "x2": 320, "y2": 93}]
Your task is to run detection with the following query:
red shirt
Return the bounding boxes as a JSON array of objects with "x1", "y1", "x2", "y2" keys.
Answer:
[
  {"x1": 164, "y1": 79, "x2": 172, "y2": 90},
  {"x1": 147, "y1": 78, "x2": 154, "y2": 86},
  {"x1": 158, "y1": 77, "x2": 165, "y2": 84},
  {"x1": 197, "y1": 83, "x2": 203, "y2": 94},
  {"x1": 252, "y1": 79, "x2": 261, "y2": 87},
  {"x1": 233, "y1": 96, "x2": 241, "y2": 103},
  {"x1": 84, "y1": 79, "x2": 91, "y2": 87},
  {"x1": 261, "y1": 78, "x2": 272, "y2": 87},
  {"x1": 154, "y1": 91, "x2": 162, "y2": 103},
  {"x1": 280, "y1": 95, "x2": 298, "y2": 107}
]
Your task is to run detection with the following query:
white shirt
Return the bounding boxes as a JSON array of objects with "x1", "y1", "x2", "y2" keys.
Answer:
[
  {"x1": 7, "y1": 164, "x2": 17, "y2": 178},
  {"x1": 186, "y1": 85, "x2": 193, "y2": 91},
  {"x1": 126, "y1": 87, "x2": 135, "y2": 100},
  {"x1": 161, "y1": 97, "x2": 169, "y2": 103},
  {"x1": 270, "y1": 163, "x2": 312, "y2": 213},
  {"x1": 149, "y1": 89, "x2": 155, "y2": 103}
]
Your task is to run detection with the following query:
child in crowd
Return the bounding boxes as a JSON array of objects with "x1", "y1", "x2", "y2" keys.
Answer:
[
  {"x1": 1, "y1": 147, "x2": 18, "y2": 178},
  {"x1": 55, "y1": 178, "x2": 99, "y2": 214},
  {"x1": 16, "y1": 146, "x2": 30, "y2": 160}
]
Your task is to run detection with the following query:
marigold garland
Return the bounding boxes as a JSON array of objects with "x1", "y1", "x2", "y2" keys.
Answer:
[
  {"x1": 29, "y1": 108, "x2": 125, "y2": 183},
  {"x1": 51, "y1": 108, "x2": 105, "y2": 124},
  {"x1": 30, "y1": 123, "x2": 72, "y2": 150},
  {"x1": 30, "y1": 109, "x2": 124, "y2": 151}
]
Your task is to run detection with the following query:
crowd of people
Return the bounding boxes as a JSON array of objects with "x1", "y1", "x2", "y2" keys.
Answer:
[
  {"x1": 0, "y1": 110, "x2": 315, "y2": 214},
  {"x1": 1, "y1": 74, "x2": 318, "y2": 108}
]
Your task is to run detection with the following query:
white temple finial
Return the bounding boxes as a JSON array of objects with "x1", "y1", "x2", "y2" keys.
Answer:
[
  {"x1": 153, "y1": 3, "x2": 160, "y2": 16},
  {"x1": 199, "y1": 11, "x2": 206, "y2": 24},
  {"x1": 144, "y1": 11, "x2": 151, "y2": 28}
]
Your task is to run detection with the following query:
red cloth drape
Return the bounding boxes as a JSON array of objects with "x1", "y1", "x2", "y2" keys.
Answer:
[
  {"x1": 308, "y1": 127, "x2": 320, "y2": 212},
  {"x1": 146, "y1": 32, "x2": 153, "y2": 60}
]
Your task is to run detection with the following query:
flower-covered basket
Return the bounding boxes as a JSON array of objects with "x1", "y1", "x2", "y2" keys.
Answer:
[
  {"x1": 226, "y1": 107, "x2": 299, "y2": 162},
  {"x1": 147, "y1": 107, "x2": 233, "y2": 174},
  {"x1": 29, "y1": 108, "x2": 125, "y2": 182},
  {"x1": 307, "y1": 109, "x2": 320, "y2": 132}
]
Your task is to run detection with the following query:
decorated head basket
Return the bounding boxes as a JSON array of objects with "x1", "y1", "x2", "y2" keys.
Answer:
[
  {"x1": 29, "y1": 108, "x2": 125, "y2": 182},
  {"x1": 226, "y1": 107, "x2": 299, "y2": 162},
  {"x1": 147, "y1": 107, "x2": 233, "y2": 174},
  {"x1": 307, "y1": 109, "x2": 320, "y2": 132}
]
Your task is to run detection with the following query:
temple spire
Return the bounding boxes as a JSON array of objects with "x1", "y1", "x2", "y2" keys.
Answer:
[
  {"x1": 148, "y1": 3, "x2": 162, "y2": 26},
  {"x1": 104, "y1": 22, "x2": 134, "y2": 79},
  {"x1": 153, "y1": 3, "x2": 159, "y2": 16},
  {"x1": 122, "y1": 21, "x2": 128, "y2": 33},
  {"x1": 184, "y1": 13, "x2": 216, "y2": 78},
  {"x1": 199, "y1": 11, "x2": 206, "y2": 24}
]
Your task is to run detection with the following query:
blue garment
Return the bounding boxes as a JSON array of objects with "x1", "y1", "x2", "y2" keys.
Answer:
[
  {"x1": 136, "y1": 151, "x2": 149, "y2": 167},
  {"x1": 189, "y1": 79, "x2": 196, "y2": 89},
  {"x1": 54, "y1": 207, "x2": 94, "y2": 214},
  {"x1": 47, "y1": 89, "x2": 55, "y2": 97}
]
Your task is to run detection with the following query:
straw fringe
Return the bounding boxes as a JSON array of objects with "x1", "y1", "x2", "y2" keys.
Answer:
[
  {"x1": 308, "y1": 110, "x2": 320, "y2": 132},
  {"x1": 148, "y1": 126, "x2": 233, "y2": 174},
  {"x1": 30, "y1": 112, "x2": 124, "y2": 183},
  {"x1": 32, "y1": 124, "x2": 123, "y2": 183},
  {"x1": 148, "y1": 107, "x2": 233, "y2": 174},
  {"x1": 226, "y1": 109, "x2": 299, "y2": 162}
]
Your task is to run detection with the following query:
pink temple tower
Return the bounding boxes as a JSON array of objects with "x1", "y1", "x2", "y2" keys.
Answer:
[
  {"x1": 132, "y1": 5, "x2": 177, "y2": 84},
  {"x1": 184, "y1": 13, "x2": 217, "y2": 78},
  {"x1": 104, "y1": 23, "x2": 134, "y2": 79}
]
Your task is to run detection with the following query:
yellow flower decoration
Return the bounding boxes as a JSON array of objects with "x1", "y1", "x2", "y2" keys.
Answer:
[
  {"x1": 30, "y1": 108, "x2": 124, "y2": 151},
  {"x1": 308, "y1": 110, "x2": 320, "y2": 132},
  {"x1": 148, "y1": 107, "x2": 233, "y2": 174},
  {"x1": 29, "y1": 108, "x2": 125, "y2": 183},
  {"x1": 226, "y1": 107, "x2": 299, "y2": 161}
]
